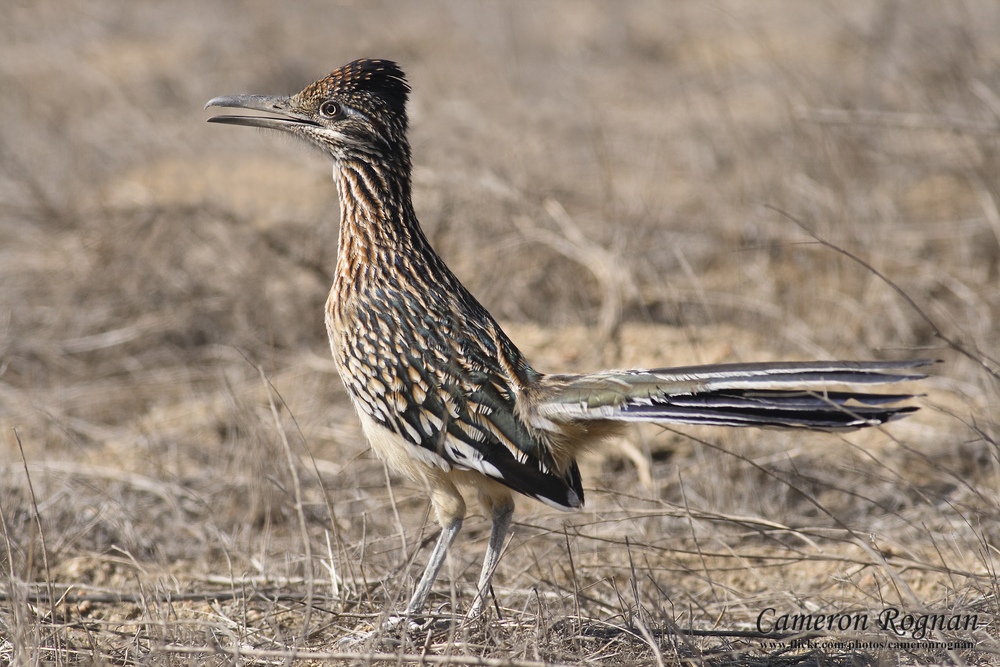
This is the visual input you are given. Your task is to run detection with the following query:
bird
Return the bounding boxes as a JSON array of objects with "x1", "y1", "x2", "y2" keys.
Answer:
[{"x1": 206, "y1": 58, "x2": 928, "y2": 619}]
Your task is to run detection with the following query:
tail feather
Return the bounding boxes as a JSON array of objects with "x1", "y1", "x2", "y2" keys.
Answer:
[
  {"x1": 604, "y1": 359, "x2": 931, "y2": 388},
  {"x1": 615, "y1": 390, "x2": 919, "y2": 429},
  {"x1": 537, "y1": 359, "x2": 931, "y2": 430}
]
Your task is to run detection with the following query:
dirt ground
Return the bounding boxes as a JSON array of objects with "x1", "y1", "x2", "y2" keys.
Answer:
[{"x1": 2, "y1": 1, "x2": 998, "y2": 664}]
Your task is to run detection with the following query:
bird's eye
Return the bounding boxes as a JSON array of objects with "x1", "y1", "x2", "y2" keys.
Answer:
[{"x1": 319, "y1": 100, "x2": 343, "y2": 118}]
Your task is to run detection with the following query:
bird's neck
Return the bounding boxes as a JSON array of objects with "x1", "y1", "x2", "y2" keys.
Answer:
[
  {"x1": 328, "y1": 156, "x2": 543, "y2": 389},
  {"x1": 332, "y1": 161, "x2": 439, "y2": 292}
]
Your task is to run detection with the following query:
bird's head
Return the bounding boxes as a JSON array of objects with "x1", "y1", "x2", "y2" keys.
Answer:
[{"x1": 207, "y1": 58, "x2": 411, "y2": 170}]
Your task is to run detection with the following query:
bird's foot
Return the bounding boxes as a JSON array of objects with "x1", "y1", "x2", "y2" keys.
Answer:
[
  {"x1": 465, "y1": 589, "x2": 501, "y2": 623},
  {"x1": 338, "y1": 608, "x2": 455, "y2": 648}
]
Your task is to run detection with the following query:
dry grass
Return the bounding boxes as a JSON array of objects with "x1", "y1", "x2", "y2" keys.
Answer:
[{"x1": 2, "y1": 1, "x2": 999, "y2": 664}]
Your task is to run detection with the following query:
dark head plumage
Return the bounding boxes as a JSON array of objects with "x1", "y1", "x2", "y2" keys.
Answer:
[{"x1": 299, "y1": 59, "x2": 410, "y2": 128}]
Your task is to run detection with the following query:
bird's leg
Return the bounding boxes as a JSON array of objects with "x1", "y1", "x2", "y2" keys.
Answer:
[
  {"x1": 405, "y1": 515, "x2": 463, "y2": 615},
  {"x1": 468, "y1": 493, "x2": 514, "y2": 618},
  {"x1": 339, "y1": 516, "x2": 461, "y2": 647},
  {"x1": 403, "y1": 476, "x2": 467, "y2": 616}
]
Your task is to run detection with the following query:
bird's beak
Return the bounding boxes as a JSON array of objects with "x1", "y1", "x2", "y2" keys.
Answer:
[{"x1": 205, "y1": 94, "x2": 319, "y2": 130}]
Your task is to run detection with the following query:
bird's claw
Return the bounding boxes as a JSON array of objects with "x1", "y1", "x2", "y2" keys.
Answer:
[{"x1": 338, "y1": 611, "x2": 447, "y2": 648}]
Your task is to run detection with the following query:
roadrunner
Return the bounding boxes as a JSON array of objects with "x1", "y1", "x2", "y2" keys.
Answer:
[{"x1": 207, "y1": 59, "x2": 927, "y2": 617}]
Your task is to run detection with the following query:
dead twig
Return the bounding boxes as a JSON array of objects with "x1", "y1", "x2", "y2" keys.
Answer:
[{"x1": 768, "y1": 205, "x2": 999, "y2": 381}]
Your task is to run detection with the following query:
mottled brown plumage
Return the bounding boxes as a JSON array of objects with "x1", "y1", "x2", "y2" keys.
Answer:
[{"x1": 207, "y1": 59, "x2": 929, "y2": 618}]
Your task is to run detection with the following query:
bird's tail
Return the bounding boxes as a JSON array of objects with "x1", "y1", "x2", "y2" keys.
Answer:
[{"x1": 536, "y1": 359, "x2": 931, "y2": 429}]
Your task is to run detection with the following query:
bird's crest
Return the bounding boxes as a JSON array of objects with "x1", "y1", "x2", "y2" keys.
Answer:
[{"x1": 300, "y1": 59, "x2": 410, "y2": 122}]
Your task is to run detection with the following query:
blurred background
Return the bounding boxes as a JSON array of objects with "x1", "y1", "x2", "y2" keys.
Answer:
[{"x1": 2, "y1": 0, "x2": 998, "y2": 661}]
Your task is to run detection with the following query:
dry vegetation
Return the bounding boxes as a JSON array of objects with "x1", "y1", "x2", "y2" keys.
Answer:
[{"x1": 2, "y1": 1, "x2": 999, "y2": 665}]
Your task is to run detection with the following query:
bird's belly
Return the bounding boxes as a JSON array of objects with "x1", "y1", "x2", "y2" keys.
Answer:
[{"x1": 354, "y1": 408, "x2": 448, "y2": 478}]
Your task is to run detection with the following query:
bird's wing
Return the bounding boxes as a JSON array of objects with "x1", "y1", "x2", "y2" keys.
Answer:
[{"x1": 339, "y1": 288, "x2": 583, "y2": 509}]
